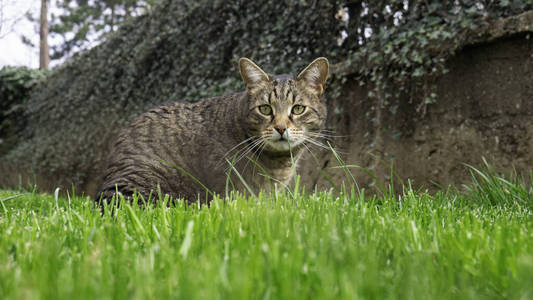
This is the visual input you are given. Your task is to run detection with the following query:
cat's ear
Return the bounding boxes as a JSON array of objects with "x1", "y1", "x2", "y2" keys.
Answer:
[
  {"x1": 297, "y1": 57, "x2": 329, "y2": 96},
  {"x1": 239, "y1": 58, "x2": 270, "y2": 92}
]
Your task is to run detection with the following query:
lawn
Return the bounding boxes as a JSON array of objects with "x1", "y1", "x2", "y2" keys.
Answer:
[{"x1": 0, "y1": 170, "x2": 532, "y2": 299}]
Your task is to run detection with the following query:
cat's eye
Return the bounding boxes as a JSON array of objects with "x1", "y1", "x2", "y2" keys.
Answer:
[
  {"x1": 258, "y1": 105, "x2": 272, "y2": 115},
  {"x1": 292, "y1": 105, "x2": 306, "y2": 115}
]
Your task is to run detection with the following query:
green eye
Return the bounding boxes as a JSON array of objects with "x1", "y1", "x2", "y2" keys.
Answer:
[
  {"x1": 258, "y1": 105, "x2": 272, "y2": 115},
  {"x1": 292, "y1": 105, "x2": 305, "y2": 115}
]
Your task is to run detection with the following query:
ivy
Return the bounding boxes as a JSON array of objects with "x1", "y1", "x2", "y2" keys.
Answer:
[
  {"x1": 2, "y1": 0, "x2": 532, "y2": 189},
  {"x1": 340, "y1": 0, "x2": 533, "y2": 114},
  {"x1": 0, "y1": 67, "x2": 48, "y2": 155}
]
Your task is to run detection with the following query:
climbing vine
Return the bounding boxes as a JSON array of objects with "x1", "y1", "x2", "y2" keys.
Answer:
[
  {"x1": 340, "y1": 0, "x2": 533, "y2": 114},
  {"x1": 0, "y1": 66, "x2": 47, "y2": 155},
  {"x1": 2, "y1": 0, "x2": 531, "y2": 188}
]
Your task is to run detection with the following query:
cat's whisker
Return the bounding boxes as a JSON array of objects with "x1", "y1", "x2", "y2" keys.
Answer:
[
  {"x1": 303, "y1": 136, "x2": 349, "y2": 154},
  {"x1": 233, "y1": 142, "x2": 265, "y2": 174},
  {"x1": 301, "y1": 141, "x2": 321, "y2": 166},
  {"x1": 242, "y1": 140, "x2": 267, "y2": 175},
  {"x1": 302, "y1": 135, "x2": 328, "y2": 145},
  {"x1": 254, "y1": 142, "x2": 268, "y2": 172},
  {"x1": 236, "y1": 139, "x2": 264, "y2": 161},
  {"x1": 223, "y1": 135, "x2": 259, "y2": 158},
  {"x1": 227, "y1": 138, "x2": 265, "y2": 170},
  {"x1": 319, "y1": 129, "x2": 357, "y2": 138},
  {"x1": 302, "y1": 136, "x2": 331, "y2": 151},
  {"x1": 217, "y1": 136, "x2": 262, "y2": 169},
  {"x1": 306, "y1": 132, "x2": 346, "y2": 138},
  {"x1": 306, "y1": 132, "x2": 338, "y2": 137},
  {"x1": 245, "y1": 139, "x2": 266, "y2": 161},
  {"x1": 318, "y1": 129, "x2": 337, "y2": 133}
]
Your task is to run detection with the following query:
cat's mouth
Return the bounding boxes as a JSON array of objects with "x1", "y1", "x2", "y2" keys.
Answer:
[{"x1": 266, "y1": 137, "x2": 303, "y2": 152}]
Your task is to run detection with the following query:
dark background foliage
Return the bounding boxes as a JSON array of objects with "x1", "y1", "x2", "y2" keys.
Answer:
[
  {"x1": 0, "y1": 66, "x2": 47, "y2": 156},
  {"x1": 340, "y1": 0, "x2": 533, "y2": 109},
  {"x1": 1, "y1": 0, "x2": 532, "y2": 190}
]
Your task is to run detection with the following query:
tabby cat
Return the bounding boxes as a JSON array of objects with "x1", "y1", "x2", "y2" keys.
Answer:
[{"x1": 96, "y1": 57, "x2": 329, "y2": 204}]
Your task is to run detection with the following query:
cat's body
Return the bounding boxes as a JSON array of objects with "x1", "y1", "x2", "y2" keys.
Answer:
[{"x1": 96, "y1": 58, "x2": 329, "y2": 204}]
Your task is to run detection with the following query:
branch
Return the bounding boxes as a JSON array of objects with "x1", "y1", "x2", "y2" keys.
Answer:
[{"x1": 0, "y1": 0, "x2": 33, "y2": 39}]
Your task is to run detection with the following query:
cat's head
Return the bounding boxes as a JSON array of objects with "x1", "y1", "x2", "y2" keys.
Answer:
[{"x1": 239, "y1": 57, "x2": 329, "y2": 153}]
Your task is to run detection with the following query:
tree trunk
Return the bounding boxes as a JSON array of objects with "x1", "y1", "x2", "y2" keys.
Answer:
[
  {"x1": 39, "y1": 0, "x2": 49, "y2": 70},
  {"x1": 110, "y1": 4, "x2": 115, "y2": 32}
]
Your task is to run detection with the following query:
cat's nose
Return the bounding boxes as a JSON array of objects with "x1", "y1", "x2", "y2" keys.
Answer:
[{"x1": 274, "y1": 125, "x2": 286, "y2": 135}]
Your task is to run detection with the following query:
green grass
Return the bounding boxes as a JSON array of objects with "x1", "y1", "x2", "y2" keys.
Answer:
[{"x1": 1, "y1": 170, "x2": 533, "y2": 299}]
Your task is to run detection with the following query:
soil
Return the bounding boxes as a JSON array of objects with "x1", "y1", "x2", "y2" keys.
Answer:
[{"x1": 299, "y1": 33, "x2": 533, "y2": 192}]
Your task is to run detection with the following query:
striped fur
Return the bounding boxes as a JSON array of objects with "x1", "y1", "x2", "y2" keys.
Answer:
[{"x1": 96, "y1": 57, "x2": 329, "y2": 205}]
